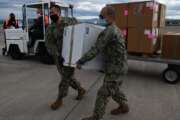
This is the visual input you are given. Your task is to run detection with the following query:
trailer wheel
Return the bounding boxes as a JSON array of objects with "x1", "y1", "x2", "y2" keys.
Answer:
[{"x1": 163, "y1": 68, "x2": 180, "y2": 84}]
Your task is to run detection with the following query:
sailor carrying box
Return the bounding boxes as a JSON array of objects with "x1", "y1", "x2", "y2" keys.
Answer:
[{"x1": 62, "y1": 23, "x2": 105, "y2": 70}]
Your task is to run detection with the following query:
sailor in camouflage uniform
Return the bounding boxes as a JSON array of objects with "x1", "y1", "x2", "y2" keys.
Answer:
[
  {"x1": 77, "y1": 6, "x2": 129, "y2": 120},
  {"x1": 45, "y1": 5, "x2": 86, "y2": 110}
]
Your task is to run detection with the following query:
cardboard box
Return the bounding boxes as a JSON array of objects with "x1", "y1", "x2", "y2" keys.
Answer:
[
  {"x1": 158, "y1": 4, "x2": 166, "y2": 27},
  {"x1": 127, "y1": 28, "x2": 141, "y2": 53},
  {"x1": 110, "y1": 3, "x2": 128, "y2": 28},
  {"x1": 62, "y1": 23, "x2": 105, "y2": 70},
  {"x1": 128, "y1": 1, "x2": 159, "y2": 28},
  {"x1": 162, "y1": 34, "x2": 180, "y2": 59},
  {"x1": 128, "y1": 27, "x2": 159, "y2": 54},
  {"x1": 119, "y1": 28, "x2": 128, "y2": 49}
]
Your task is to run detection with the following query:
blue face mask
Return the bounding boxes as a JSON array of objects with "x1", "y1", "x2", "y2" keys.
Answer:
[
  {"x1": 98, "y1": 19, "x2": 108, "y2": 27},
  {"x1": 98, "y1": 14, "x2": 109, "y2": 26}
]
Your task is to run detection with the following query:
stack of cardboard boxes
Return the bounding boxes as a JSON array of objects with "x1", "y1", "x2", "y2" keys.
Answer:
[
  {"x1": 110, "y1": 3, "x2": 129, "y2": 38},
  {"x1": 110, "y1": 1, "x2": 166, "y2": 55}
]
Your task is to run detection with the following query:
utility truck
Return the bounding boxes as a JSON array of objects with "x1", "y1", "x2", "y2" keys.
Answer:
[{"x1": 2, "y1": 1, "x2": 74, "y2": 64}]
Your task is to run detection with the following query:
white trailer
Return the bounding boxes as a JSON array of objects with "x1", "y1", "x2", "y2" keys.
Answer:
[{"x1": 128, "y1": 55, "x2": 180, "y2": 84}]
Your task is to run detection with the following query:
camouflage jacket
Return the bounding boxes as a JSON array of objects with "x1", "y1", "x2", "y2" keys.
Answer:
[
  {"x1": 45, "y1": 17, "x2": 78, "y2": 56},
  {"x1": 79, "y1": 23, "x2": 128, "y2": 76}
]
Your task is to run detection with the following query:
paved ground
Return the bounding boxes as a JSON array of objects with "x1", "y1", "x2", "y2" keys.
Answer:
[{"x1": 0, "y1": 27, "x2": 180, "y2": 120}]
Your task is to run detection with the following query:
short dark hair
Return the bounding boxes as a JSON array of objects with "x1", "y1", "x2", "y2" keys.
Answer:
[
  {"x1": 50, "y1": 4, "x2": 61, "y2": 12},
  {"x1": 10, "y1": 13, "x2": 15, "y2": 18}
]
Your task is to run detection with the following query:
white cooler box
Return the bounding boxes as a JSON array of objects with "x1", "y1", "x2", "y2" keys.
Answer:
[{"x1": 62, "y1": 23, "x2": 105, "y2": 70}]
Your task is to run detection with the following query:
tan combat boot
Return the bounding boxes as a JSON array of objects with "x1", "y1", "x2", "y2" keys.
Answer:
[
  {"x1": 50, "y1": 99, "x2": 63, "y2": 110},
  {"x1": 76, "y1": 88, "x2": 86, "y2": 100},
  {"x1": 111, "y1": 103, "x2": 129, "y2": 115},
  {"x1": 81, "y1": 116, "x2": 99, "y2": 120}
]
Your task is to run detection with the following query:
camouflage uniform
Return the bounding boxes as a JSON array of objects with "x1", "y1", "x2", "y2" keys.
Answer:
[
  {"x1": 45, "y1": 17, "x2": 83, "y2": 100},
  {"x1": 78, "y1": 23, "x2": 128, "y2": 119}
]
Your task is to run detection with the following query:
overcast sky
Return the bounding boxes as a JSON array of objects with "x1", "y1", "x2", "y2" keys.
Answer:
[{"x1": 0, "y1": 0, "x2": 180, "y2": 20}]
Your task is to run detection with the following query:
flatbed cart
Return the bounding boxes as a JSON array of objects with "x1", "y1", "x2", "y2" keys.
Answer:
[{"x1": 128, "y1": 55, "x2": 180, "y2": 84}]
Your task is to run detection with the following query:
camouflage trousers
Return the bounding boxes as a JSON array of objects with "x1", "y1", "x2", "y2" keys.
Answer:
[
  {"x1": 93, "y1": 74, "x2": 127, "y2": 119},
  {"x1": 53, "y1": 55, "x2": 82, "y2": 100}
]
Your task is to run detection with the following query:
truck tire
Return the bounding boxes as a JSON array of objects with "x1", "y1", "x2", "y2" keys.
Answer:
[{"x1": 163, "y1": 68, "x2": 180, "y2": 84}]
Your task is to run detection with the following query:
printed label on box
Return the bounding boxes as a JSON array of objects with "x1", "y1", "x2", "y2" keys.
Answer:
[
  {"x1": 152, "y1": 32, "x2": 156, "y2": 37},
  {"x1": 144, "y1": 30, "x2": 151, "y2": 35},
  {"x1": 146, "y1": 29, "x2": 158, "y2": 41},
  {"x1": 123, "y1": 30, "x2": 127, "y2": 36},
  {"x1": 120, "y1": 29, "x2": 127, "y2": 37},
  {"x1": 148, "y1": 34, "x2": 153, "y2": 39},
  {"x1": 124, "y1": 10, "x2": 128, "y2": 16}
]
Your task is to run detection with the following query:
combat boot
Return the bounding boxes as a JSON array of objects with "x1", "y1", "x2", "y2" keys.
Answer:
[
  {"x1": 76, "y1": 88, "x2": 86, "y2": 100},
  {"x1": 111, "y1": 103, "x2": 129, "y2": 115},
  {"x1": 81, "y1": 116, "x2": 99, "y2": 120},
  {"x1": 50, "y1": 99, "x2": 63, "y2": 110}
]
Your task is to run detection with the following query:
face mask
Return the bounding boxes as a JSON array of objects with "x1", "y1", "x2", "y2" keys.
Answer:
[
  {"x1": 98, "y1": 19, "x2": 108, "y2": 27},
  {"x1": 11, "y1": 17, "x2": 15, "y2": 21},
  {"x1": 50, "y1": 15, "x2": 59, "y2": 23}
]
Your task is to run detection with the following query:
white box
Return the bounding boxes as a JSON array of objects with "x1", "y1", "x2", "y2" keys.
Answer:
[{"x1": 62, "y1": 23, "x2": 105, "y2": 70}]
